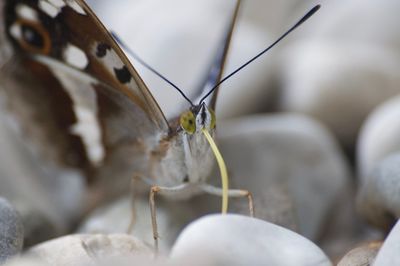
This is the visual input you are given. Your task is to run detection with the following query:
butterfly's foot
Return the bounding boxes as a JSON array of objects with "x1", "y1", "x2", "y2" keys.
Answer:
[{"x1": 200, "y1": 184, "x2": 255, "y2": 217}]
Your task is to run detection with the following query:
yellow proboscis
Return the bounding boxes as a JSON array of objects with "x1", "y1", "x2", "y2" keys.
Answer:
[{"x1": 201, "y1": 128, "x2": 229, "y2": 214}]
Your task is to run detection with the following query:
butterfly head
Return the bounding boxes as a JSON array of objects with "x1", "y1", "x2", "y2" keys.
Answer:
[{"x1": 179, "y1": 103, "x2": 216, "y2": 135}]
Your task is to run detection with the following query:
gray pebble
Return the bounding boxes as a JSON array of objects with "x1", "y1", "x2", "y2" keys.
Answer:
[
  {"x1": 337, "y1": 241, "x2": 382, "y2": 266},
  {"x1": 0, "y1": 198, "x2": 23, "y2": 263},
  {"x1": 374, "y1": 220, "x2": 400, "y2": 265},
  {"x1": 357, "y1": 153, "x2": 400, "y2": 230},
  {"x1": 171, "y1": 214, "x2": 332, "y2": 266}
]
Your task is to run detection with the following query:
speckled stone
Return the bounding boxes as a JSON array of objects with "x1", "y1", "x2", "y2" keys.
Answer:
[
  {"x1": 0, "y1": 197, "x2": 24, "y2": 263},
  {"x1": 337, "y1": 241, "x2": 382, "y2": 266}
]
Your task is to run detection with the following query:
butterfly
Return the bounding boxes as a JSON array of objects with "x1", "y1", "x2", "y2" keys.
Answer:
[{"x1": 0, "y1": 0, "x2": 319, "y2": 250}]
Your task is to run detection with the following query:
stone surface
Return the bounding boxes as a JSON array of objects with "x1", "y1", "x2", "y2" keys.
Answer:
[
  {"x1": 279, "y1": 41, "x2": 400, "y2": 149},
  {"x1": 15, "y1": 203, "x2": 59, "y2": 248},
  {"x1": 357, "y1": 153, "x2": 400, "y2": 230},
  {"x1": 2, "y1": 257, "x2": 49, "y2": 266},
  {"x1": 171, "y1": 214, "x2": 332, "y2": 266},
  {"x1": 198, "y1": 114, "x2": 350, "y2": 240},
  {"x1": 318, "y1": 182, "x2": 383, "y2": 260},
  {"x1": 336, "y1": 241, "x2": 382, "y2": 266},
  {"x1": 357, "y1": 96, "x2": 400, "y2": 180},
  {"x1": 374, "y1": 220, "x2": 400, "y2": 265},
  {"x1": 0, "y1": 198, "x2": 23, "y2": 263},
  {"x1": 28, "y1": 234, "x2": 151, "y2": 266}
]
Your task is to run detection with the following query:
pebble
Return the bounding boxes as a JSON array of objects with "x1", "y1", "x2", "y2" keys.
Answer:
[
  {"x1": 336, "y1": 241, "x2": 382, "y2": 266},
  {"x1": 357, "y1": 95, "x2": 400, "y2": 180},
  {"x1": 204, "y1": 114, "x2": 350, "y2": 240},
  {"x1": 374, "y1": 220, "x2": 400, "y2": 265},
  {"x1": 170, "y1": 214, "x2": 332, "y2": 266},
  {"x1": 27, "y1": 234, "x2": 151, "y2": 266},
  {"x1": 15, "y1": 204, "x2": 59, "y2": 248},
  {"x1": 279, "y1": 41, "x2": 400, "y2": 148},
  {"x1": 0, "y1": 198, "x2": 24, "y2": 263},
  {"x1": 357, "y1": 153, "x2": 400, "y2": 230}
]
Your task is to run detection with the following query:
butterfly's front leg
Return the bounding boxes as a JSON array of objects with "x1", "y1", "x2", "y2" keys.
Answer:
[
  {"x1": 149, "y1": 183, "x2": 193, "y2": 253},
  {"x1": 199, "y1": 184, "x2": 255, "y2": 217}
]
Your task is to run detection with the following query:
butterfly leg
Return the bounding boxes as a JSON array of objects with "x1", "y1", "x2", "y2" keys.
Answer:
[
  {"x1": 127, "y1": 175, "x2": 141, "y2": 234},
  {"x1": 199, "y1": 184, "x2": 255, "y2": 217},
  {"x1": 149, "y1": 184, "x2": 192, "y2": 253}
]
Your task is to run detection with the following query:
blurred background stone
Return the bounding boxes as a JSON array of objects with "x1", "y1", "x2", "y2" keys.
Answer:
[
  {"x1": 357, "y1": 154, "x2": 400, "y2": 230},
  {"x1": 373, "y1": 220, "x2": 400, "y2": 265},
  {"x1": 336, "y1": 241, "x2": 382, "y2": 266},
  {"x1": 202, "y1": 114, "x2": 350, "y2": 241},
  {"x1": 0, "y1": 197, "x2": 23, "y2": 263},
  {"x1": 27, "y1": 234, "x2": 151, "y2": 266},
  {"x1": 357, "y1": 96, "x2": 400, "y2": 181}
]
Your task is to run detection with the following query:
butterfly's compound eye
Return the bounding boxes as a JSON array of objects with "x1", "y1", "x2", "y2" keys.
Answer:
[
  {"x1": 180, "y1": 110, "x2": 196, "y2": 134},
  {"x1": 11, "y1": 20, "x2": 51, "y2": 55}
]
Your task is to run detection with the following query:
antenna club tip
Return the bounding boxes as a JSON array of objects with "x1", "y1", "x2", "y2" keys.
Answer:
[{"x1": 311, "y1": 4, "x2": 321, "y2": 13}]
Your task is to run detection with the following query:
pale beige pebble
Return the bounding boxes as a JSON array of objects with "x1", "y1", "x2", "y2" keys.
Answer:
[
  {"x1": 28, "y1": 234, "x2": 152, "y2": 266},
  {"x1": 293, "y1": 0, "x2": 400, "y2": 50},
  {"x1": 171, "y1": 214, "x2": 332, "y2": 266},
  {"x1": 279, "y1": 41, "x2": 400, "y2": 148},
  {"x1": 357, "y1": 95, "x2": 400, "y2": 180},
  {"x1": 373, "y1": 220, "x2": 400, "y2": 265},
  {"x1": 2, "y1": 256, "x2": 50, "y2": 266},
  {"x1": 357, "y1": 153, "x2": 400, "y2": 230},
  {"x1": 318, "y1": 182, "x2": 383, "y2": 260},
  {"x1": 336, "y1": 241, "x2": 382, "y2": 266}
]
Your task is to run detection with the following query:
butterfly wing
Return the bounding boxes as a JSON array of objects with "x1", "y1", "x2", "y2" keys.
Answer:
[
  {"x1": 194, "y1": 0, "x2": 241, "y2": 109},
  {"x1": 3, "y1": 0, "x2": 168, "y2": 131},
  {"x1": 0, "y1": 0, "x2": 169, "y2": 187}
]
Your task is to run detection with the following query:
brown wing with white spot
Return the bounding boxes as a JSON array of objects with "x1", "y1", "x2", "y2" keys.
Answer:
[
  {"x1": 4, "y1": 0, "x2": 169, "y2": 131},
  {"x1": 0, "y1": 0, "x2": 168, "y2": 187}
]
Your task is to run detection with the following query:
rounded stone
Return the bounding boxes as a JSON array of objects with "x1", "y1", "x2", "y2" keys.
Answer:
[
  {"x1": 279, "y1": 41, "x2": 400, "y2": 149},
  {"x1": 374, "y1": 220, "x2": 400, "y2": 265},
  {"x1": 357, "y1": 153, "x2": 400, "y2": 229},
  {"x1": 337, "y1": 241, "x2": 382, "y2": 266},
  {"x1": 28, "y1": 234, "x2": 152, "y2": 266},
  {"x1": 357, "y1": 95, "x2": 400, "y2": 180},
  {"x1": 0, "y1": 197, "x2": 24, "y2": 263},
  {"x1": 171, "y1": 214, "x2": 332, "y2": 266}
]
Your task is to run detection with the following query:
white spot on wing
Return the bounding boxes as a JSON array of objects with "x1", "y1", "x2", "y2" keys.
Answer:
[
  {"x1": 66, "y1": 0, "x2": 87, "y2": 15},
  {"x1": 70, "y1": 107, "x2": 105, "y2": 164},
  {"x1": 63, "y1": 44, "x2": 89, "y2": 69},
  {"x1": 34, "y1": 55, "x2": 105, "y2": 166},
  {"x1": 9, "y1": 23, "x2": 22, "y2": 40},
  {"x1": 16, "y1": 4, "x2": 39, "y2": 21},
  {"x1": 48, "y1": 0, "x2": 66, "y2": 8},
  {"x1": 38, "y1": 0, "x2": 59, "y2": 18}
]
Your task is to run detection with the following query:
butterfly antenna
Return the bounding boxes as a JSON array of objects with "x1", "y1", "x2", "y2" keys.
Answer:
[
  {"x1": 199, "y1": 4, "x2": 321, "y2": 104},
  {"x1": 111, "y1": 31, "x2": 194, "y2": 107}
]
